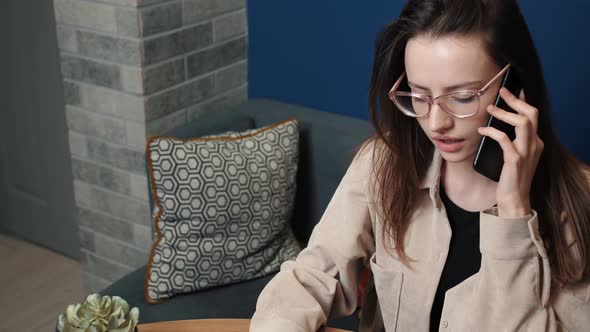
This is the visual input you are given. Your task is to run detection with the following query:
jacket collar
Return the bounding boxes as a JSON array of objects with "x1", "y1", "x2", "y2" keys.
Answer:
[
  {"x1": 419, "y1": 149, "x2": 444, "y2": 207},
  {"x1": 419, "y1": 149, "x2": 443, "y2": 190}
]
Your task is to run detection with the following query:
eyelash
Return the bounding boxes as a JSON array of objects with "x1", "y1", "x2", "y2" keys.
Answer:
[{"x1": 411, "y1": 89, "x2": 476, "y2": 96}]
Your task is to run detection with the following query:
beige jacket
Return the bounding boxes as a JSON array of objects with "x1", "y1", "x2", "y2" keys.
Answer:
[{"x1": 250, "y1": 141, "x2": 590, "y2": 331}]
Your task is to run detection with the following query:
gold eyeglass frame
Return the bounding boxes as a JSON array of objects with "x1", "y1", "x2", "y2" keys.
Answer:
[{"x1": 387, "y1": 64, "x2": 511, "y2": 119}]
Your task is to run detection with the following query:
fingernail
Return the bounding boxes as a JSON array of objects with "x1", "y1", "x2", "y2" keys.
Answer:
[{"x1": 487, "y1": 105, "x2": 494, "y2": 111}]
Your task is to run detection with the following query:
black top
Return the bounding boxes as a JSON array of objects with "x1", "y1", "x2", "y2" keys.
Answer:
[{"x1": 429, "y1": 185, "x2": 482, "y2": 331}]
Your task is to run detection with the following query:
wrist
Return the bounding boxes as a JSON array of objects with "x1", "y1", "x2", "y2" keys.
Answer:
[{"x1": 497, "y1": 204, "x2": 531, "y2": 218}]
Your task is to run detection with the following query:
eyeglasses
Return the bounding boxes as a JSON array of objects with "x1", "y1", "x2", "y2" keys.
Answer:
[{"x1": 388, "y1": 64, "x2": 511, "y2": 119}]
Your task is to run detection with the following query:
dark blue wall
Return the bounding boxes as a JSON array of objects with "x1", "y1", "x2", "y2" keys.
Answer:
[{"x1": 247, "y1": 1, "x2": 590, "y2": 162}]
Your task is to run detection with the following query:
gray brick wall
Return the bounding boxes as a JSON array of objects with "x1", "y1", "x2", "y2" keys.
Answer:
[{"x1": 53, "y1": 0, "x2": 248, "y2": 293}]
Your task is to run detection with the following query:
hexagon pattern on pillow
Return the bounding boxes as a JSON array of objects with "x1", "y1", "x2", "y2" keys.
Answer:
[{"x1": 145, "y1": 118, "x2": 301, "y2": 303}]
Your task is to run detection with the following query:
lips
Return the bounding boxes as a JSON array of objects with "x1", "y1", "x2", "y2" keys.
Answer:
[
  {"x1": 433, "y1": 136, "x2": 465, "y2": 153},
  {"x1": 433, "y1": 135, "x2": 462, "y2": 141},
  {"x1": 437, "y1": 138, "x2": 462, "y2": 143}
]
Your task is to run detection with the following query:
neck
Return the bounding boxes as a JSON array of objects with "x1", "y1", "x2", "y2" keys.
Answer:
[{"x1": 440, "y1": 156, "x2": 497, "y2": 211}]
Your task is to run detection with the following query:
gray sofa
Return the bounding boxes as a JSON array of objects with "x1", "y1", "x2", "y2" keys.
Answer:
[{"x1": 100, "y1": 99, "x2": 374, "y2": 330}]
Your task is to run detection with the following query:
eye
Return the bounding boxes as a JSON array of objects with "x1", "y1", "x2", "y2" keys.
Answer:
[
  {"x1": 412, "y1": 96, "x2": 427, "y2": 103},
  {"x1": 452, "y1": 95, "x2": 476, "y2": 104}
]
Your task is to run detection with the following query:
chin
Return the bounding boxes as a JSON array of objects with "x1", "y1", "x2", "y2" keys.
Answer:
[
  {"x1": 437, "y1": 147, "x2": 477, "y2": 164},
  {"x1": 439, "y1": 152, "x2": 470, "y2": 163}
]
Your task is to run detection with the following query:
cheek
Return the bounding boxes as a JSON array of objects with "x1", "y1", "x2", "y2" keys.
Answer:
[
  {"x1": 461, "y1": 111, "x2": 490, "y2": 137},
  {"x1": 416, "y1": 118, "x2": 429, "y2": 134},
  {"x1": 479, "y1": 88, "x2": 500, "y2": 114},
  {"x1": 475, "y1": 109, "x2": 491, "y2": 127},
  {"x1": 471, "y1": 99, "x2": 494, "y2": 129}
]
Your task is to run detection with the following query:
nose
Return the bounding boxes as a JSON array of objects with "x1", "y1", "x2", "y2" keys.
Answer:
[{"x1": 428, "y1": 103, "x2": 453, "y2": 133}]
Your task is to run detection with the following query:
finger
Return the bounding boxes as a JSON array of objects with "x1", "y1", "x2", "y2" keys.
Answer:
[
  {"x1": 499, "y1": 87, "x2": 527, "y2": 110},
  {"x1": 500, "y1": 87, "x2": 536, "y2": 114},
  {"x1": 518, "y1": 89, "x2": 526, "y2": 102},
  {"x1": 500, "y1": 87, "x2": 538, "y2": 132},
  {"x1": 478, "y1": 126, "x2": 520, "y2": 162},
  {"x1": 487, "y1": 105, "x2": 531, "y2": 151},
  {"x1": 487, "y1": 104, "x2": 528, "y2": 127}
]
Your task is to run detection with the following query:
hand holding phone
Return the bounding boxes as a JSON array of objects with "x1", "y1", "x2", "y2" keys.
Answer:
[{"x1": 473, "y1": 65, "x2": 522, "y2": 181}]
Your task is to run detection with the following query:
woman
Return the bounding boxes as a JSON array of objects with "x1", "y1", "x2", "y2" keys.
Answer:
[{"x1": 251, "y1": 0, "x2": 590, "y2": 331}]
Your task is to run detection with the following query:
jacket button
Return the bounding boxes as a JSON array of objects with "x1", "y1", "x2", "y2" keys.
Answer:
[{"x1": 442, "y1": 320, "x2": 448, "y2": 328}]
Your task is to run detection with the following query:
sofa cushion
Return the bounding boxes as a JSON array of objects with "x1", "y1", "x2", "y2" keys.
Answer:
[
  {"x1": 106, "y1": 99, "x2": 372, "y2": 330},
  {"x1": 228, "y1": 99, "x2": 375, "y2": 245},
  {"x1": 148, "y1": 99, "x2": 375, "y2": 246},
  {"x1": 104, "y1": 267, "x2": 275, "y2": 323},
  {"x1": 147, "y1": 108, "x2": 255, "y2": 213},
  {"x1": 145, "y1": 119, "x2": 301, "y2": 303},
  {"x1": 101, "y1": 266, "x2": 360, "y2": 330},
  {"x1": 164, "y1": 107, "x2": 255, "y2": 139}
]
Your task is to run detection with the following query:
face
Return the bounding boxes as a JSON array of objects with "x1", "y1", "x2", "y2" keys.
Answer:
[{"x1": 404, "y1": 33, "x2": 502, "y2": 164}]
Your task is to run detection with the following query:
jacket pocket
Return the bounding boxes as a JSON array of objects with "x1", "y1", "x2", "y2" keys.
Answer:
[{"x1": 369, "y1": 253, "x2": 404, "y2": 331}]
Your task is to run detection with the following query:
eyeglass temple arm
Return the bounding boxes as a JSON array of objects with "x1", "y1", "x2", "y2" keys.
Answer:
[
  {"x1": 390, "y1": 72, "x2": 406, "y2": 95},
  {"x1": 478, "y1": 64, "x2": 511, "y2": 94}
]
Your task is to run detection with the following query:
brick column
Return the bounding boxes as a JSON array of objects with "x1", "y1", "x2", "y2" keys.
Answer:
[{"x1": 53, "y1": 0, "x2": 248, "y2": 292}]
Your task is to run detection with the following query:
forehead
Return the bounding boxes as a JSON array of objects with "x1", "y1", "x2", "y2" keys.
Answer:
[{"x1": 404, "y1": 34, "x2": 495, "y2": 84}]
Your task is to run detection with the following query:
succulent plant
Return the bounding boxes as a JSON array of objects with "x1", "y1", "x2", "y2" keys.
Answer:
[{"x1": 57, "y1": 294, "x2": 139, "y2": 332}]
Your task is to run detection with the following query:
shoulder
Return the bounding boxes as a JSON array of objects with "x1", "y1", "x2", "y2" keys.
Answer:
[
  {"x1": 353, "y1": 136, "x2": 389, "y2": 166},
  {"x1": 552, "y1": 161, "x2": 590, "y2": 327},
  {"x1": 558, "y1": 280, "x2": 590, "y2": 302},
  {"x1": 347, "y1": 137, "x2": 390, "y2": 200},
  {"x1": 354, "y1": 136, "x2": 379, "y2": 159},
  {"x1": 553, "y1": 161, "x2": 590, "y2": 277},
  {"x1": 553, "y1": 280, "x2": 590, "y2": 330},
  {"x1": 348, "y1": 136, "x2": 390, "y2": 182}
]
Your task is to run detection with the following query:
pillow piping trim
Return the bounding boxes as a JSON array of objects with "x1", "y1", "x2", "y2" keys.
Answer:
[{"x1": 143, "y1": 117, "x2": 300, "y2": 304}]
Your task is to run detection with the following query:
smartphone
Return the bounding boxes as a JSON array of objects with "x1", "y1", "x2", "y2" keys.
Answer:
[{"x1": 473, "y1": 66, "x2": 522, "y2": 182}]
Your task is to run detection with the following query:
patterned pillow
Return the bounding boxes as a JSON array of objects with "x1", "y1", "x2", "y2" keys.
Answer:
[{"x1": 145, "y1": 118, "x2": 301, "y2": 303}]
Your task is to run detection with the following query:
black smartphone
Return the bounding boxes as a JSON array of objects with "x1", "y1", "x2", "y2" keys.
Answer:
[{"x1": 473, "y1": 66, "x2": 522, "y2": 182}]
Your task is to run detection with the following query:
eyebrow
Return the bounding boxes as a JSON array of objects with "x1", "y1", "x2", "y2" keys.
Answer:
[{"x1": 407, "y1": 80, "x2": 483, "y2": 93}]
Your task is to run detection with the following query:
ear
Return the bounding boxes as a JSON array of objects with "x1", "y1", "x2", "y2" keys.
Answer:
[{"x1": 518, "y1": 89, "x2": 526, "y2": 102}]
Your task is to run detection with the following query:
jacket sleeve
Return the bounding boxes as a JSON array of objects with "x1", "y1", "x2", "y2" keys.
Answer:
[
  {"x1": 440, "y1": 208, "x2": 590, "y2": 331},
  {"x1": 250, "y1": 144, "x2": 376, "y2": 332}
]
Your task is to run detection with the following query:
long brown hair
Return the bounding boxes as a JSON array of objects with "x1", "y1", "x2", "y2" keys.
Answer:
[{"x1": 362, "y1": 0, "x2": 590, "y2": 285}]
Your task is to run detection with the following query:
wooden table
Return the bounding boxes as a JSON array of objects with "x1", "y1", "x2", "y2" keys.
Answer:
[{"x1": 137, "y1": 318, "x2": 351, "y2": 332}]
